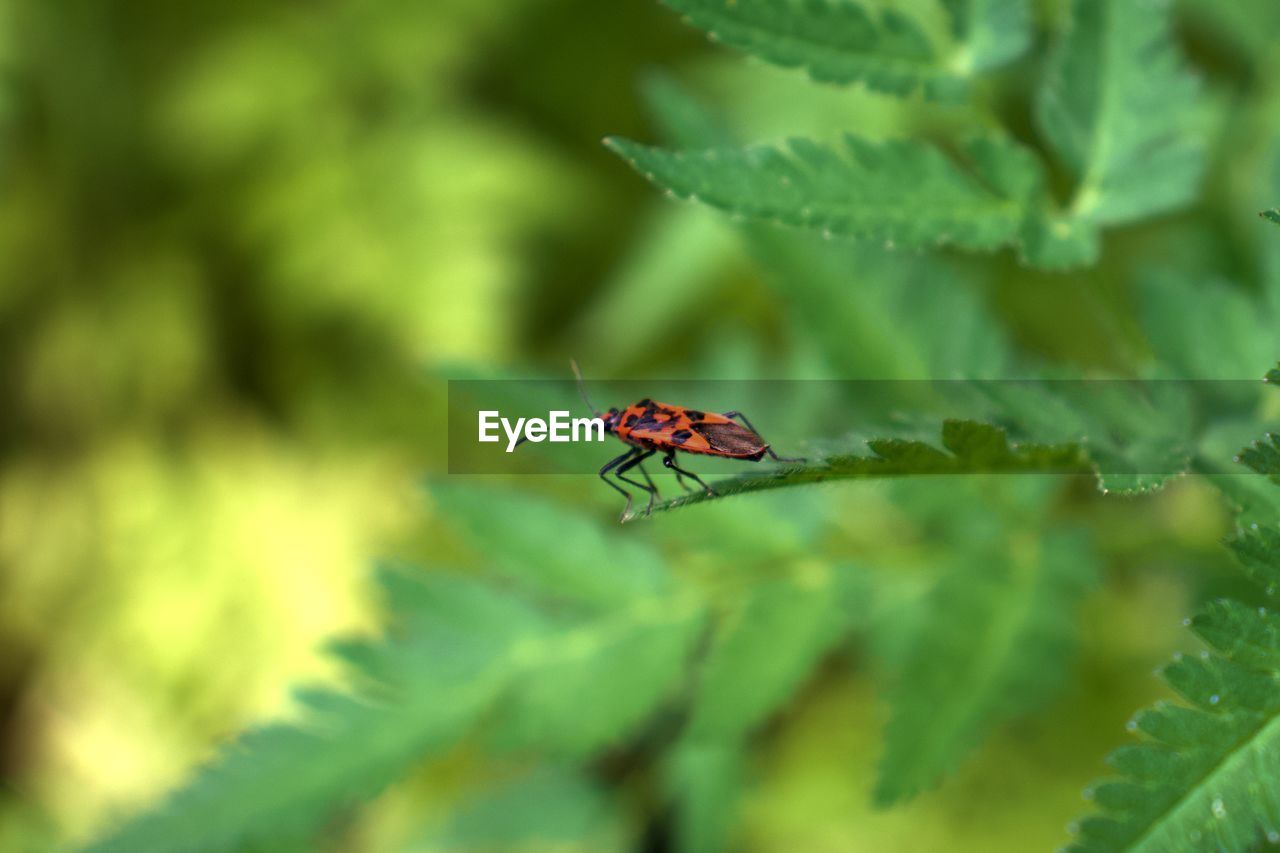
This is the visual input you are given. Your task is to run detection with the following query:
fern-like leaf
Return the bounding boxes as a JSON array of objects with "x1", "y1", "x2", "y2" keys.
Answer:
[
  {"x1": 88, "y1": 570, "x2": 530, "y2": 853},
  {"x1": 1069, "y1": 604, "x2": 1280, "y2": 851},
  {"x1": 1230, "y1": 524, "x2": 1280, "y2": 596},
  {"x1": 1032, "y1": 0, "x2": 1204, "y2": 265},
  {"x1": 1239, "y1": 432, "x2": 1280, "y2": 482},
  {"x1": 91, "y1": 687, "x2": 497, "y2": 853},
  {"x1": 431, "y1": 482, "x2": 669, "y2": 605},
  {"x1": 90, "y1": 491, "x2": 707, "y2": 849},
  {"x1": 492, "y1": 596, "x2": 704, "y2": 756},
  {"x1": 686, "y1": 564, "x2": 866, "y2": 740},
  {"x1": 659, "y1": 0, "x2": 1029, "y2": 99},
  {"x1": 435, "y1": 767, "x2": 627, "y2": 850},
  {"x1": 637, "y1": 74, "x2": 1017, "y2": 380},
  {"x1": 631, "y1": 419, "x2": 1086, "y2": 519},
  {"x1": 874, "y1": 531, "x2": 1095, "y2": 804},
  {"x1": 606, "y1": 134, "x2": 1040, "y2": 254},
  {"x1": 978, "y1": 380, "x2": 1195, "y2": 494},
  {"x1": 1070, "y1": 379, "x2": 1280, "y2": 850},
  {"x1": 434, "y1": 485, "x2": 704, "y2": 754},
  {"x1": 660, "y1": 0, "x2": 933, "y2": 97}
]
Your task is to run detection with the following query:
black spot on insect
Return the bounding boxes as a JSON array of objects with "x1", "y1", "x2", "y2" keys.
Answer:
[
  {"x1": 637, "y1": 406, "x2": 673, "y2": 427},
  {"x1": 636, "y1": 398, "x2": 652, "y2": 409},
  {"x1": 684, "y1": 410, "x2": 705, "y2": 422},
  {"x1": 671, "y1": 429, "x2": 693, "y2": 444},
  {"x1": 624, "y1": 413, "x2": 638, "y2": 427}
]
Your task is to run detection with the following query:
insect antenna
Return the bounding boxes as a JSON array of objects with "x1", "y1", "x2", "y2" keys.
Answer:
[{"x1": 570, "y1": 359, "x2": 601, "y2": 418}]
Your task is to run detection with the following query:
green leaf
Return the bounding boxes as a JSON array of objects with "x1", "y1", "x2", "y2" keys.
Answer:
[
  {"x1": 1070, "y1": 435, "x2": 1280, "y2": 851},
  {"x1": 752, "y1": 231, "x2": 1012, "y2": 378},
  {"x1": 1139, "y1": 273, "x2": 1280, "y2": 380},
  {"x1": 660, "y1": 0, "x2": 1029, "y2": 99},
  {"x1": 1035, "y1": 0, "x2": 1204, "y2": 258},
  {"x1": 91, "y1": 537, "x2": 704, "y2": 851},
  {"x1": 605, "y1": 134, "x2": 1040, "y2": 253},
  {"x1": 636, "y1": 75, "x2": 1014, "y2": 380},
  {"x1": 631, "y1": 419, "x2": 1087, "y2": 519},
  {"x1": 567, "y1": 74, "x2": 743, "y2": 373},
  {"x1": 88, "y1": 570, "x2": 524, "y2": 853},
  {"x1": 665, "y1": 741, "x2": 745, "y2": 853},
  {"x1": 941, "y1": 0, "x2": 1032, "y2": 73},
  {"x1": 874, "y1": 531, "x2": 1095, "y2": 805},
  {"x1": 1229, "y1": 524, "x2": 1280, "y2": 596},
  {"x1": 979, "y1": 380, "x2": 1196, "y2": 494},
  {"x1": 566, "y1": 205, "x2": 740, "y2": 373},
  {"x1": 1180, "y1": 0, "x2": 1280, "y2": 65},
  {"x1": 1239, "y1": 432, "x2": 1280, "y2": 482},
  {"x1": 494, "y1": 595, "x2": 705, "y2": 756},
  {"x1": 1193, "y1": 600, "x2": 1280, "y2": 672},
  {"x1": 424, "y1": 490, "x2": 709, "y2": 755},
  {"x1": 91, "y1": 689, "x2": 494, "y2": 853},
  {"x1": 639, "y1": 71, "x2": 736, "y2": 150},
  {"x1": 1069, "y1": 615, "x2": 1280, "y2": 851},
  {"x1": 1199, "y1": 467, "x2": 1280, "y2": 532},
  {"x1": 1017, "y1": 207, "x2": 1102, "y2": 269},
  {"x1": 686, "y1": 565, "x2": 866, "y2": 740},
  {"x1": 435, "y1": 767, "x2": 627, "y2": 851},
  {"x1": 431, "y1": 483, "x2": 669, "y2": 604}
]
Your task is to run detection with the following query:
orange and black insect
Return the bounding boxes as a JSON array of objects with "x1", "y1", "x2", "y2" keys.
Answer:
[{"x1": 570, "y1": 361, "x2": 804, "y2": 520}]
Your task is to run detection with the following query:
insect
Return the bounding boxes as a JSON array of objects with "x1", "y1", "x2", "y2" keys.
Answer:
[{"x1": 569, "y1": 361, "x2": 804, "y2": 520}]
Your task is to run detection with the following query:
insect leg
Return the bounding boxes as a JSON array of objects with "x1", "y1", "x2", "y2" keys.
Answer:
[
  {"x1": 599, "y1": 449, "x2": 638, "y2": 519},
  {"x1": 663, "y1": 451, "x2": 715, "y2": 496},
  {"x1": 616, "y1": 448, "x2": 658, "y2": 516},
  {"x1": 722, "y1": 410, "x2": 806, "y2": 463},
  {"x1": 637, "y1": 457, "x2": 662, "y2": 498},
  {"x1": 666, "y1": 456, "x2": 695, "y2": 492}
]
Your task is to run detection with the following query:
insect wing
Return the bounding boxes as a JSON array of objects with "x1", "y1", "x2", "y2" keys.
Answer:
[{"x1": 691, "y1": 421, "x2": 766, "y2": 457}]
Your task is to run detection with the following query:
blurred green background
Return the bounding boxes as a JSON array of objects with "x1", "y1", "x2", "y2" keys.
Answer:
[{"x1": 1, "y1": 0, "x2": 1279, "y2": 850}]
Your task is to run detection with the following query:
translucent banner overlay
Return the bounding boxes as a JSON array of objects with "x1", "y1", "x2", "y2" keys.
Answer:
[{"x1": 447, "y1": 378, "x2": 1277, "y2": 478}]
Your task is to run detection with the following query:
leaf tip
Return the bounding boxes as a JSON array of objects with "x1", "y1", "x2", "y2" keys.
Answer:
[{"x1": 602, "y1": 135, "x2": 640, "y2": 157}]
